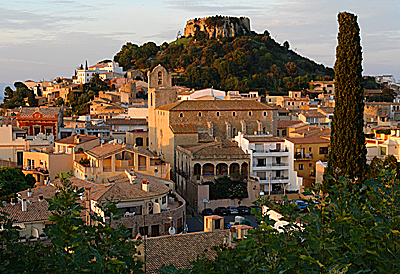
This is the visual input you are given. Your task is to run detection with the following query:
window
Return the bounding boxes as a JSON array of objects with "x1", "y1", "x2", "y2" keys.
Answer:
[
  {"x1": 17, "y1": 152, "x2": 23, "y2": 166},
  {"x1": 45, "y1": 128, "x2": 52, "y2": 135},
  {"x1": 179, "y1": 112, "x2": 183, "y2": 118},
  {"x1": 257, "y1": 158, "x2": 266, "y2": 167},
  {"x1": 232, "y1": 127, "x2": 237, "y2": 137},
  {"x1": 34, "y1": 126, "x2": 41, "y2": 135},
  {"x1": 216, "y1": 112, "x2": 220, "y2": 117},
  {"x1": 198, "y1": 112, "x2": 202, "y2": 117},
  {"x1": 299, "y1": 164, "x2": 304, "y2": 170},
  {"x1": 282, "y1": 129, "x2": 287, "y2": 136},
  {"x1": 151, "y1": 225, "x2": 160, "y2": 237},
  {"x1": 263, "y1": 111, "x2": 267, "y2": 116},
  {"x1": 248, "y1": 111, "x2": 252, "y2": 116},
  {"x1": 309, "y1": 163, "x2": 312, "y2": 167},
  {"x1": 309, "y1": 147, "x2": 312, "y2": 152},
  {"x1": 215, "y1": 219, "x2": 220, "y2": 229},
  {"x1": 232, "y1": 111, "x2": 236, "y2": 117},
  {"x1": 136, "y1": 137, "x2": 144, "y2": 146},
  {"x1": 257, "y1": 172, "x2": 266, "y2": 180},
  {"x1": 319, "y1": 147, "x2": 328, "y2": 155},
  {"x1": 162, "y1": 196, "x2": 166, "y2": 204},
  {"x1": 139, "y1": 226, "x2": 148, "y2": 236}
]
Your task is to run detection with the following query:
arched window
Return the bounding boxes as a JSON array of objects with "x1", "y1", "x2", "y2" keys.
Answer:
[
  {"x1": 198, "y1": 112, "x2": 202, "y2": 117},
  {"x1": 248, "y1": 111, "x2": 252, "y2": 116},
  {"x1": 232, "y1": 111, "x2": 236, "y2": 117},
  {"x1": 263, "y1": 111, "x2": 267, "y2": 117},
  {"x1": 216, "y1": 112, "x2": 220, "y2": 117},
  {"x1": 179, "y1": 112, "x2": 184, "y2": 118},
  {"x1": 232, "y1": 127, "x2": 237, "y2": 137},
  {"x1": 158, "y1": 71, "x2": 162, "y2": 85},
  {"x1": 136, "y1": 137, "x2": 144, "y2": 146}
]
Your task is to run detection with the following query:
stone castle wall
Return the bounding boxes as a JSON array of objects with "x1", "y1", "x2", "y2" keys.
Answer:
[{"x1": 184, "y1": 16, "x2": 251, "y2": 39}]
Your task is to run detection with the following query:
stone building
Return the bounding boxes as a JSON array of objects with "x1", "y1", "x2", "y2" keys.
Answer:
[{"x1": 175, "y1": 140, "x2": 259, "y2": 212}]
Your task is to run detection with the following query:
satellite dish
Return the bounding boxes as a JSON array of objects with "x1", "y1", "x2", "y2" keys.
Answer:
[{"x1": 169, "y1": 227, "x2": 176, "y2": 235}]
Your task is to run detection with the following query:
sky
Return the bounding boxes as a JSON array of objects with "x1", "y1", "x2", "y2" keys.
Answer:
[{"x1": 1, "y1": 0, "x2": 399, "y2": 93}]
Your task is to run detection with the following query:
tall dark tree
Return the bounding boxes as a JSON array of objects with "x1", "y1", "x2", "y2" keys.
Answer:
[{"x1": 327, "y1": 12, "x2": 367, "y2": 182}]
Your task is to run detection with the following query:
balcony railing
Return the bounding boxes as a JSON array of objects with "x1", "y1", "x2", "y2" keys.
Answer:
[
  {"x1": 253, "y1": 148, "x2": 289, "y2": 153},
  {"x1": 253, "y1": 163, "x2": 289, "y2": 167},
  {"x1": 23, "y1": 167, "x2": 49, "y2": 174},
  {"x1": 294, "y1": 153, "x2": 312, "y2": 159}
]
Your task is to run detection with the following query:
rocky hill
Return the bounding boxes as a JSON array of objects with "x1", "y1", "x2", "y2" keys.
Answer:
[
  {"x1": 184, "y1": 16, "x2": 250, "y2": 39},
  {"x1": 114, "y1": 16, "x2": 334, "y2": 94}
]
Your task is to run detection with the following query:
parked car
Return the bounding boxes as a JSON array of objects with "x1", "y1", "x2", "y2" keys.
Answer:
[
  {"x1": 214, "y1": 207, "x2": 228, "y2": 215},
  {"x1": 201, "y1": 208, "x2": 214, "y2": 216},
  {"x1": 237, "y1": 206, "x2": 250, "y2": 215},
  {"x1": 296, "y1": 200, "x2": 308, "y2": 212},
  {"x1": 227, "y1": 206, "x2": 239, "y2": 215}
]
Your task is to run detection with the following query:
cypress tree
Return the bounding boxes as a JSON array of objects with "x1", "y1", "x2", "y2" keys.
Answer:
[{"x1": 327, "y1": 12, "x2": 367, "y2": 181}]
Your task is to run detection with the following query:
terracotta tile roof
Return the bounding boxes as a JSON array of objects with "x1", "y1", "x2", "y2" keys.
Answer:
[
  {"x1": 245, "y1": 136, "x2": 283, "y2": 142},
  {"x1": 291, "y1": 126, "x2": 331, "y2": 138},
  {"x1": 106, "y1": 118, "x2": 147, "y2": 126},
  {"x1": 170, "y1": 124, "x2": 198, "y2": 134},
  {"x1": 0, "y1": 200, "x2": 52, "y2": 223},
  {"x1": 277, "y1": 120, "x2": 303, "y2": 129},
  {"x1": 300, "y1": 111, "x2": 326, "y2": 118},
  {"x1": 103, "y1": 172, "x2": 170, "y2": 201},
  {"x1": 19, "y1": 107, "x2": 61, "y2": 114},
  {"x1": 290, "y1": 122, "x2": 310, "y2": 129},
  {"x1": 144, "y1": 230, "x2": 229, "y2": 273},
  {"x1": 19, "y1": 177, "x2": 110, "y2": 202},
  {"x1": 55, "y1": 134, "x2": 99, "y2": 145},
  {"x1": 0, "y1": 116, "x2": 17, "y2": 126},
  {"x1": 318, "y1": 107, "x2": 334, "y2": 114},
  {"x1": 285, "y1": 136, "x2": 330, "y2": 144},
  {"x1": 86, "y1": 143, "x2": 125, "y2": 158},
  {"x1": 182, "y1": 141, "x2": 248, "y2": 156},
  {"x1": 157, "y1": 100, "x2": 274, "y2": 111},
  {"x1": 198, "y1": 132, "x2": 214, "y2": 143}
]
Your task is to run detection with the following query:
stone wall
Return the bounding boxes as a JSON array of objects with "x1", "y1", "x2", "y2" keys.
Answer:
[{"x1": 184, "y1": 16, "x2": 251, "y2": 39}]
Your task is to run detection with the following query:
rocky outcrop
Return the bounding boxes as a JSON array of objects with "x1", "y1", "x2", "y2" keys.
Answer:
[{"x1": 184, "y1": 16, "x2": 251, "y2": 39}]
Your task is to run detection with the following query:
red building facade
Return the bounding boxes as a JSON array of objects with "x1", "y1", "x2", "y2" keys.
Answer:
[{"x1": 17, "y1": 107, "x2": 62, "y2": 138}]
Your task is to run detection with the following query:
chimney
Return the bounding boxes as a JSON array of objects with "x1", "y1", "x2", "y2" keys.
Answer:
[
  {"x1": 38, "y1": 194, "x2": 44, "y2": 201},
  {"x1": 27, "y1": 188, "x2": 32, "y2": 197},
  {"x1": 22, "y1": 198, "x2": 27, "y2": 212},
  {"x1": 142, "y1": 179, "x2": 149, "y2": 192}
]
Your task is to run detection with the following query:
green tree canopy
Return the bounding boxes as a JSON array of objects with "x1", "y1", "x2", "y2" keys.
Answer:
[
  {"x1": 0, "y1": 167, "x2": 35, "y2": 201},
  {"x1": 327, "y1": 12, "x2": 367, "y2": 182}
]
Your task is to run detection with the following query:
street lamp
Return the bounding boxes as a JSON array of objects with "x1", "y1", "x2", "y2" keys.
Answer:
[
  {"x1": 268, "y1": 172, "x2": 271, "y2": 196},
  {"x1": 284, "y1": 183, "x2": 291, "y2": 196},
  {"x1": 279, "y1": 180, "x2": 291, "y2": 196}
]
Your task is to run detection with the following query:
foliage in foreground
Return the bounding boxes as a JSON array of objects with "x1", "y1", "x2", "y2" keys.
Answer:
[
  {"x1": 162, "y1": 167, "x2": 400, "y2": 273},
  {"x1": 0, "y1": 167, "x2": 36, "y2": 201},
  {"x1": 0, "y1": 172, "x2": 143, "y2": 273}
]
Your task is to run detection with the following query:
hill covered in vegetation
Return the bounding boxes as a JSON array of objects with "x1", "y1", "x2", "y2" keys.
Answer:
[{"x1": 114, "y1": 17, "x2": 334, "y2": 94}]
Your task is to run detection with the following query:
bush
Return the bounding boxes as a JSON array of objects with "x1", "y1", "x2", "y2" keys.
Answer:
[{"x1": 209, "y1": 176, "x2": 248, "y2": 200}]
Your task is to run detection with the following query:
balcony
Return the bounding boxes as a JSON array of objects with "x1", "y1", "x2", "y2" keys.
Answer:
[
  {"x1": 253, "y1": 163, "x2": 289, "y2": 169},
  {"x1": 294, "y1": 153, "x2": 312, "y2": 160},
  {"x1": 22, "y1": 166, "x2": 49, "y2": 175},
  {"x1": 253, "y1": 148, "x2": 289, "y2": 156}
]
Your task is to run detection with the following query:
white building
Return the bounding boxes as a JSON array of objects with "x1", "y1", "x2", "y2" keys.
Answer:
[
  {"x1": 178, "y1": 88, "x2": 226, "y2": 101},
  {"x1": 235, "y1": 132, "x2": 301, "y2": 196},
  {"x1": 73, "y1": 61, "x2": 124, "y2": 84}
]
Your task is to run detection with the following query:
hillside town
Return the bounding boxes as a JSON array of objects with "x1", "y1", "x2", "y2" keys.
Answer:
[{"x1": 1, "y1": 13, "x2": 400, "y2": 274}]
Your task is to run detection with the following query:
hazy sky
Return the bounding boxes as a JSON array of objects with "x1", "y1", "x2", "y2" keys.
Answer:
[{"x1": 1, "y1": 0, "x2": 399, "y2": 91}]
